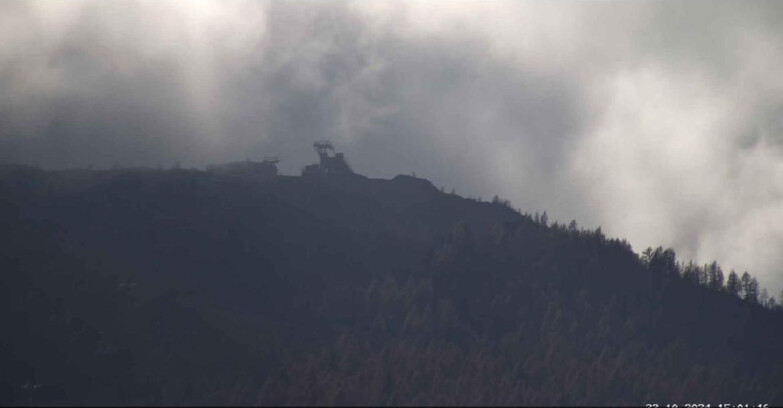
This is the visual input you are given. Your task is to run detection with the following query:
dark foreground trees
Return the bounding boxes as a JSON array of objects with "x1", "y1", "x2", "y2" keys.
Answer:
[{"x1": 0, "y1": 167, "x2": 781, "y2": 405}]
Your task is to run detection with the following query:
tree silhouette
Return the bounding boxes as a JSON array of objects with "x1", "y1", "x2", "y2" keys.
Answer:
[
  {"x1": 747, "y1": 277, "x2": 759, "y2": 304},
  {"x1": 706, "y1": 261, "x2": 724, "y2": 290},
  {"x1": 682, "y1": 261, "x2": 700, "y2": 285},
  {"x1": 740, "y1": 272, "x2": 759, "y2": 303},
  {"x1": 644, "y1": 246, "x2": 678, "y2": 277},
  {"x1": 726, "y1": 270, "x2": 740, "y2": 297},
  {"x1": 759, "y1": 288, "x2": 769, "y2": 307},
  {"x1": 740, "y1": 272, "x2": 751, "y2": 300}
]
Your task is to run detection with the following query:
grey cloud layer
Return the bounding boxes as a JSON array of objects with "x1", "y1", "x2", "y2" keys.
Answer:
[{"x1": 2, "y1": 1, "x2": 783, "y2": 295}]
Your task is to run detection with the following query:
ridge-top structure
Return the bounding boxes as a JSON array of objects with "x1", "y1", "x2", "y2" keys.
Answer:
[
  {"x1": 302, "y1": 140, "x2": 354, "y2": 176},
  {"x1": 207, "y1": 157, "x2": 278, "y2": 178}
]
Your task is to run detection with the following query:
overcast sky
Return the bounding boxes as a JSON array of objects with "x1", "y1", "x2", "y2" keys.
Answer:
[{"x1": 3, "y1": 1, "x2": 783, "y2": 296}]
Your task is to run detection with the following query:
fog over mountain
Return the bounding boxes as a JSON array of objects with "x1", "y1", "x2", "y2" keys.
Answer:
[{"x1": 2, "y1": 1, "x2": 783, "y2": 294}]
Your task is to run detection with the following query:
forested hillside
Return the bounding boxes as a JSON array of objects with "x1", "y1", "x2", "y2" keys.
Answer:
[{"x1": 1, "y1": 165, "x2": 781, "y2": 405}]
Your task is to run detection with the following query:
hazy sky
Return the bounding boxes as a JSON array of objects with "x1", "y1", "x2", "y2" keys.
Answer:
[{"x1": 3, "y1": 1, "x2": 783, "y2": 295}]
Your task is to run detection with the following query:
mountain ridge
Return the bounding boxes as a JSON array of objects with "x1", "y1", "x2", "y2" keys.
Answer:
[{"x1": 1, "y1": 165, "x2": 781, "y2": 405}]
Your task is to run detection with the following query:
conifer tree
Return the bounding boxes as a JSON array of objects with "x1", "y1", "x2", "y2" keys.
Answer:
[{"x1": 726, "y1": 271, "x2": 740, "y2": 297}]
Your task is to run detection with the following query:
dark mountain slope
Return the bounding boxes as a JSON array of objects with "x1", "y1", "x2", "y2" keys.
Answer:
[{"x1": 0, "y1": 165, "x2": 781, "y2": 405}]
